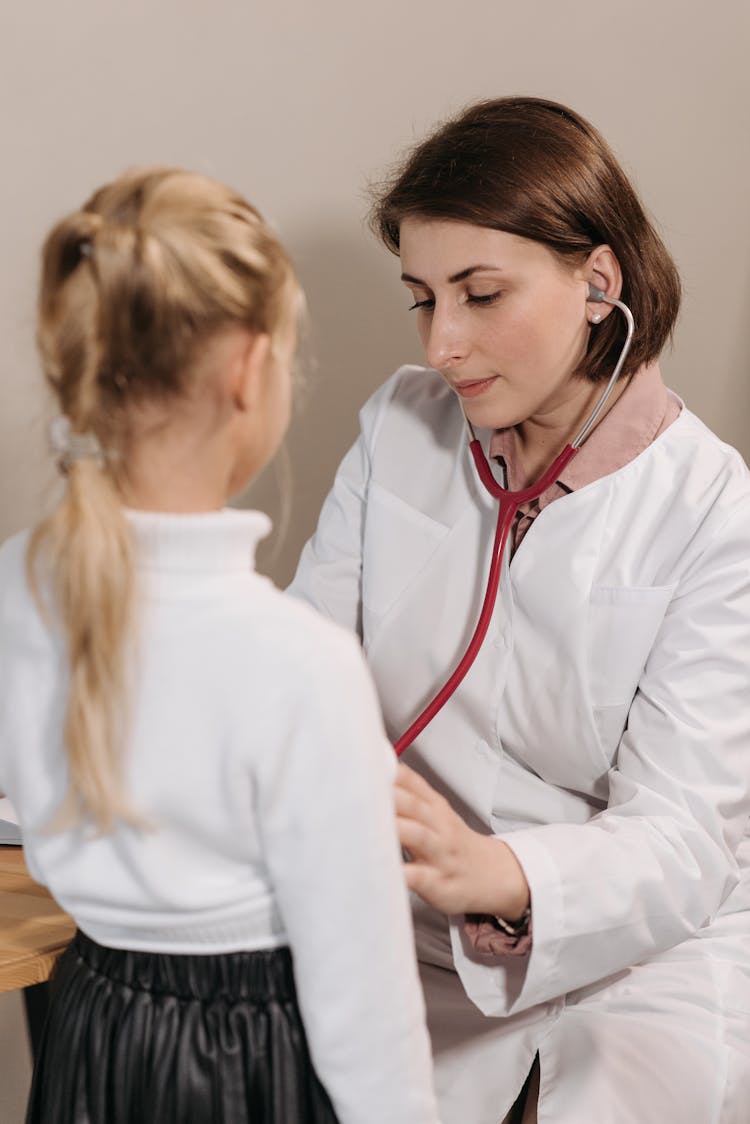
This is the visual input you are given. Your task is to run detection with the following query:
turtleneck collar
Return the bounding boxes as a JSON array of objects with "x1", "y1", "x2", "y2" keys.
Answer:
[{"x1": 125, "y1": 508, "x2": 272, "y2": 575}]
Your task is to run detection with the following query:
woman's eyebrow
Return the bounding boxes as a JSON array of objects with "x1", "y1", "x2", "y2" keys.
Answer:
[{"x1": 400, "y1": 265, "x2": 505, "y2": 285}]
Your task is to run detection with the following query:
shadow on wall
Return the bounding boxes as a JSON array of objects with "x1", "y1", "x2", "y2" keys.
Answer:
[{"x1": 239, "y1": 223, "x2": 421, "y2": 589}]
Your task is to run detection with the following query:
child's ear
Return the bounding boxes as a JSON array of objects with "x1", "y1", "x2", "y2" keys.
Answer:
[{"x1": 233, "y1": 332, "x2": 271, "y2": 412}]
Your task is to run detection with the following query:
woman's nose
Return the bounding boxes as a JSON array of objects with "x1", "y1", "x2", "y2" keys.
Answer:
[{"x1": 424, "y1": 306, "x2": 470, "y2": 371}]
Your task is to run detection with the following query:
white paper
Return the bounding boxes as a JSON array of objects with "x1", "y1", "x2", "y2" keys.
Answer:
[
  {"x1": 0, "y1": 795, "x2": 22, "y2": 845},
  {"x1": 0, "y1": 797, "x2": 19, "y2": 824}
]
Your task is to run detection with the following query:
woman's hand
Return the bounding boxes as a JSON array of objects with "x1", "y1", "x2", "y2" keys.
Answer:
[{"x1": 394, "y1": 763, "x2": 530, "y2": 919}]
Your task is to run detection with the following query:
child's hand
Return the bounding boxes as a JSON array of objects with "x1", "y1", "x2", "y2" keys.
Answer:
[{"x1": 394, "y1": 762, "x2": 530, "y2": 919}]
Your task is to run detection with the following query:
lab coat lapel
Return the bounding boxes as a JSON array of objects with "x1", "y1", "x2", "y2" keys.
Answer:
[{"x1": 498, "y1": 483, "x2": 617, "y2": 801}]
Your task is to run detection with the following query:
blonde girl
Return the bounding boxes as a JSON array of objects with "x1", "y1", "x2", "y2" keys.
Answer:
[{"x1": 0, "y1": 168, "x2": 439, "y2": 1124}]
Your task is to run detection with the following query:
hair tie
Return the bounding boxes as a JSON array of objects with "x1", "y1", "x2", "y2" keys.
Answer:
[{"x1": 48, "y1": 415, "x2": 105, "y2": 474}]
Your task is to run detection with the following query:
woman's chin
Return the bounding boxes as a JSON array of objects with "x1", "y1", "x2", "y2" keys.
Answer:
[{"x1": 458, "y1": 398, "x2": 521, "y2": 434}]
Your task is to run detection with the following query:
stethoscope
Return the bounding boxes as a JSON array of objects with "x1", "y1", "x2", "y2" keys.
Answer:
[{"x1": 393, "y1": 283, "x2": 635, "y2": 757}]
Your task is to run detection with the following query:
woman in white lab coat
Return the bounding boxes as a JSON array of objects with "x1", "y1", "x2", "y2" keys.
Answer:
[{"x1": 290, "y1": 98, "x2": 750, "y2": 1123}]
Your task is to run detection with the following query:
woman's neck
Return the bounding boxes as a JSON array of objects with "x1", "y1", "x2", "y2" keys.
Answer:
[{"x1": 513, "y1": 375, "x2": 630, "y2": 487}]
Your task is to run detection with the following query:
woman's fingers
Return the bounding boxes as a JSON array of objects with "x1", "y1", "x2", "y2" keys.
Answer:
[
  {"x1": 397, "y1": 814, "x2": 440, "y2": 860},
  {"x1": 394, "y1": 762, "x2": 531, "y2": 917},
  {"x1": 393, "y1": 782, "x2": 434, "y2": 827},
  {"x1": 395, "y1": 764, "x2": 456, "y2": 859},
  {"x1": 395, "y1": 763, "x2": 452, "y2": 828},
  {"x1": 395, "y1": 786, "x2": 441, "y2": 862},
  {"x1": 395, "y1": 762, "x2": 443, "y2": 802},
  {"x1": 401, "y1": 860, "x2": 435, "y2": 898},
  {"x1": 394, "y1": 762, "x2": 475, "y2": 912}
]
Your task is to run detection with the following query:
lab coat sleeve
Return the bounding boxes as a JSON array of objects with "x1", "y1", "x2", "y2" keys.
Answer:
[
  {"x1": 288, "y1": 372, "x2": 400, "y2": 631},
  {"x1": 254, "y1": 624, "x2": 440, "y2": 1124},
  {"x1": 452, "y1": 497, "x2": 750, "y2": 1016}
]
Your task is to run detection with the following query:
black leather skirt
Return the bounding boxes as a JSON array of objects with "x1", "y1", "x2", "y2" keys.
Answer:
[{"x1": 26, "y1": 930, "x2": 339, "y2": 1123}]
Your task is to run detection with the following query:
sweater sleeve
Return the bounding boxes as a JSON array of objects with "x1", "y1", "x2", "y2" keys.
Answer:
[
  {"x1": 451, "y1": 497, "x2": 750, "y2": 1015},
  {"x1": 253, "y1": 623, "x2": 440, "y2": 1124}
]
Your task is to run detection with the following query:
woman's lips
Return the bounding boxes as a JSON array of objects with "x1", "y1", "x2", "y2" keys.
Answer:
[{"x1": 453, "y1": 377, "x2": 497, "y2": 399}]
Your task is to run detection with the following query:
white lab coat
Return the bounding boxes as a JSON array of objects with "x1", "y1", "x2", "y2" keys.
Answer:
[{"x1": 290, "y1": 365, "x2": 750, "y2": 1124}]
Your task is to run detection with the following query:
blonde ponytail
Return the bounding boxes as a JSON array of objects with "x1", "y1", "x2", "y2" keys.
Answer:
[
  {"x1": 29, "y1": 208, "x2": 139, "y2": 829},
  {"x1": 30, "y1": 167, "x2": 300, "y2": 830},
  {"x1": 28, "y1": 462, "x2": 135, "y2": 830}
]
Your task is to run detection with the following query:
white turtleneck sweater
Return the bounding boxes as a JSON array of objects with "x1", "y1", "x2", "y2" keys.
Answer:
[{"x1": 0, "y1": 508, "x2": 439, "y2": 1124}]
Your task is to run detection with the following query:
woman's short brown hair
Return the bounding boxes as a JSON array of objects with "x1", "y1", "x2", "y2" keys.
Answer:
[{"x1": 371, "y1": 96, "x2": 681, "y2": 381}]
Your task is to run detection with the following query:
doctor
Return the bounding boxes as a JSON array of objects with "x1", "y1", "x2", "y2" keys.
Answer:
[{"x1": 290, "y1": 97, "x2": 750, "y2": 1124}]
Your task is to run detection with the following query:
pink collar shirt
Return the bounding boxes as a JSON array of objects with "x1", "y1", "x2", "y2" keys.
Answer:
[{"x1": 488, "y1": 363, "x2": 682, "y2": 556}]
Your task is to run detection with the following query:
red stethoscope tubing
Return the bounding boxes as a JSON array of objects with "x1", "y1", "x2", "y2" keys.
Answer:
[
  {"x1": 391, "y1": 288, "x2": 634, "y2": 757},
  {"x1": 393, "y1": 440, "x2": 578, "y2": 757}
]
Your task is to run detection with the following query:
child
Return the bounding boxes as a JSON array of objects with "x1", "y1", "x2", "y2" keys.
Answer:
[{"x1": 0, "y1": 168, "x2": 440, "y2": 1124}]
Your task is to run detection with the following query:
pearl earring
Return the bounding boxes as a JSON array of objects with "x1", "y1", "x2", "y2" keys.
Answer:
[{"x1": 590, "y1": 313, "x2": 602, "y2": 325}]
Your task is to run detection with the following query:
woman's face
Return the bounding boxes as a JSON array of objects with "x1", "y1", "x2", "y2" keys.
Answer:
[{"x1": 399, "y1": 218, "x2": 594, "y2": 432}]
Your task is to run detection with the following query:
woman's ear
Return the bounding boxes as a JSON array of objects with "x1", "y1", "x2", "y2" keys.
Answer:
[
  {"x1": 583, "y1": 246, "x2": 622, "y2": 323},
  {"x1": 232, "y1": 332, "x2": 272, "y2": 412}
]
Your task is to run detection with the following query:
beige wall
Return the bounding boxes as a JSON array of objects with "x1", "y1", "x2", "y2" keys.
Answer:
[
  {"x1": 0, "y1": 991, "x2": 32, "y2": 1123},
  {"x1": 1, "y1": 1, "x2": 748, "y2": 1115}
]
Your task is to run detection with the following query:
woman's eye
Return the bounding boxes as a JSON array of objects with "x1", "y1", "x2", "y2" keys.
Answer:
[
  {"x1": 408, "y1": 298, "x2": 434, "y2": 312},
  {"x1": 467, "y1": 291, "x2": 502, "y2": 306}
]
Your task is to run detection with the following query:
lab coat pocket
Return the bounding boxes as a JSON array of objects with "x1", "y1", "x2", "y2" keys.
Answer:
[
  {"x1": 587, "y1": 584, "x2": 675, "y2": 709},
  {"x1": 362, "y1": 481, "x2": 448, "y2": 619}
]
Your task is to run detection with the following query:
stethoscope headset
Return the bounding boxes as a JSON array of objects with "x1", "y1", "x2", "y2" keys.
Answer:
[{"x1": 393, "y1": 284, "x2": 634, "y2": 756}]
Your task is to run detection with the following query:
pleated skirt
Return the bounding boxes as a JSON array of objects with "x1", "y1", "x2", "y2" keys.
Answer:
[{"x1": 26, "y1": 930, "x2": 340, "y2": 1124}]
